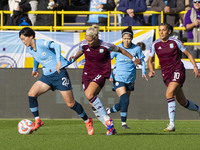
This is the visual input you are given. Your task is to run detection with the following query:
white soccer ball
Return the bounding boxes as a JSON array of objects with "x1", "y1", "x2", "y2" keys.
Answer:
[{"x1": 18, "y1": 119, "x2": 34, "y2": 135}]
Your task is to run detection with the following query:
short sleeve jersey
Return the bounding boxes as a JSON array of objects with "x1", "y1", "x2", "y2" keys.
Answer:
[
  {"x1": 28, "y1": 39, "x2": 69, "y2": 75},
  {"x1": 79, "y1": 39, "x2": 114, "y2": 78},
  {"x1": 150, "y1": 37, "x2": 186, "y2": 79}
]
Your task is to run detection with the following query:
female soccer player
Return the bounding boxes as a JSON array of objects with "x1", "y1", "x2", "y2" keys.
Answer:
[
  {"x1": 19, "y1": 27, "x2": 94, "y2": 135},
  {"x1": 70, "y1": 25, "x2": 141, "y2": 135},
  {"x1": 106, "y1": 26, "x2": 148, "y2": 129},
  {"x1": 148, "y1": 23, "x2": 200, "y2": 132}
]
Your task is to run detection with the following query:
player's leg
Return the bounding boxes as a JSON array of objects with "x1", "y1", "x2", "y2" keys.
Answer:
[
  {"x1": 164, "y1": 82, "x2": 180, "y2": 132},
  {"x1": 59, "y1": 90, "x2": 94, "y2": 135},
  {"x1": 28, "y1": 81, "x2": 51, "y2": 130},
  {"x1": 85, "y1": 82, "x2": 116, "y2": 135},
  {"x1": 107, "y1": 86, "x2": 130, "y2": 129},
  {"x1": 175, "y1": 88, "x2": 200, "y2": 112}
]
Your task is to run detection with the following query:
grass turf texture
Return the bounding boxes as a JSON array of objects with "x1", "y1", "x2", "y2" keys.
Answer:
[{"x1": 1, "y1": 119, "x2": 200, "y2": 150}]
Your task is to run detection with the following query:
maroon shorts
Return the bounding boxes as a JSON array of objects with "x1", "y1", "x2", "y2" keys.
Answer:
[
  {"x1": 163, "y1": 70, "x2": 185, "y2": 87},
  {"x1": 82, "y1": 73, "x2": 107, "y2": 91}
]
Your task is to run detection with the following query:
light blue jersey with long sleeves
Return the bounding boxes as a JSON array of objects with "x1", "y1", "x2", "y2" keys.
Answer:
[
  {"x1": 27, "y1": 39, "x2": 70, "y2": 75},
  {"x1": 111, "y1": 42, "x2": 146, "y2": 83}
]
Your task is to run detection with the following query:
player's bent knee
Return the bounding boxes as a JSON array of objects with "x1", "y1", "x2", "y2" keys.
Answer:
[
  {"x1": 85, "y1": 92, "x2": 94, "y2": 100},
  {"x1": 28, "y1": 91, "x2": 37, "y2": 97}
]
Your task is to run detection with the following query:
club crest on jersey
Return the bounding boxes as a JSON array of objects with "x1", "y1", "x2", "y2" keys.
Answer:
[
  {"x1": 42, "y1": 52, "x2": 46, "y2": 56},
  {"x1": 132, "y1": 52, "x2": 135, "y2": 56},
  {"x1": 99, "y1": 49, "x2": 104, "y2": 53},
  {"x1": 170, "y1": 43, "x2": 174, "y2": 49}
]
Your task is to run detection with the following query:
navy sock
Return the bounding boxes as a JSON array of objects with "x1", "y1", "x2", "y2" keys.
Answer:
[
  {"x1": 120, "y1": 93, "x2": 129, "y2": 122},
  {"x1": 110, "y1": 103, "x2": 120, "y2": 113},
  {"x1": 28, "y1": 96, "x2": 39, "y2": 118},
  {"x1": 71, "y1": 101, "x2": 88, "y2": 121}
]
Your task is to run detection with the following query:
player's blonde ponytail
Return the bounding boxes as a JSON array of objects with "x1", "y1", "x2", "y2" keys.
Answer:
[{"x1": 85, "y1": 24, "x2": 99, "y2": 38}]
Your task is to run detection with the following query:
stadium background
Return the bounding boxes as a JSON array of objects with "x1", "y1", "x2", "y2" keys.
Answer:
[{"x1": 0, "y1": 25, "x2": 199, "y2": 120}]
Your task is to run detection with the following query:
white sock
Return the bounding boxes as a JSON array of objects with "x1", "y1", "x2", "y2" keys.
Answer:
[
  {"x1": 122, "y1": 122, "x2": 126, "y2": 126},
  {"x1": 35, "y1": 116, "x2": 40, "y2": 120},
  {"x1": 90, "y1": 97, "x2": 110, "y2": 126},
  {"x1": 167, "y1": 98, "x2": 176, "y2": 124}
]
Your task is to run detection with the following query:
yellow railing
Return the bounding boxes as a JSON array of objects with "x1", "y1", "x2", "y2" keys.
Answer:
[
  {"x1": 0, "y1": 10, "x2": 200, "y2": 68},
  {"x1": 0, "y1": 10, "x2": 184, "y2": 31}
]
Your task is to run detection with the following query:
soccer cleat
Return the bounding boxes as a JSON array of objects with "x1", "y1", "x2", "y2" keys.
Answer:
[
  {"x1": 121, "y1": 124, "x2": 131, "y2": 129},
  {"x1": 163, "y1": 124, "x2": 175, "y2": 132},
  {"x1": 105, "y1": 119, "x2": 116, "y2": 135},
  {"x1": 85, "y1": 118, "x2": 94, "y2": 135},
  {"x1": 32, "y1": 118, "x2": 44, "y2": 131},
  {"x1": 106, "y1": 107, "x2": 111, "y2": 115}
]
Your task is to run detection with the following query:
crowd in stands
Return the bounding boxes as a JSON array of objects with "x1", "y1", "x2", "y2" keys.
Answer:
[{"x1": 0, "y1": 0, "x2": 200, "y2": 58}]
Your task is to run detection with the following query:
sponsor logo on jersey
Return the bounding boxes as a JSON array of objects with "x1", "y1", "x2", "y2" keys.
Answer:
[
  {"x1": 170, "y1": 43, "x2": 174, "y2": 48},
  {"x1": 86, "y1": 48, "x2": 90, "y2": 51},
  {"x1": 99, "y1": 49, "x2": 104, "y2": 53},
  {"x1": 158, "y1": 46, "x2": 162, "y2": 49}
]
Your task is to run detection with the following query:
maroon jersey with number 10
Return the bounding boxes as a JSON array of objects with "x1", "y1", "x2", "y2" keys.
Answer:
[{"x1": 150, "y1": 37, "x2": 186, "y2": 80}]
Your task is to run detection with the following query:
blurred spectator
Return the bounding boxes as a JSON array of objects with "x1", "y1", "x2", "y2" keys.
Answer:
[
  {"x1": 85, "y1": 0, "x2": 116, "y2": 26},
  {"x1": 7, "y1": 0, "x2": 32, "y2": 26},
  {"x1": 0, "y1": 0, "x2": 9, "y2": 25},
  {"x1": 151, "y1": 0, "x2": 185, "y2": 26},
  {"x1": 184, "y1": 0, "x2": 200, "y2": 58},
  {"x1": 116, "y1": 0, "x2": 124, "y2": 26},
  {"x1": 28, "y1": 0, "x2": 38, "y2": 26},
  {"x1": 35, "y1": 0, "x2": 67, "y2": 26},
  {"x1": 117, "y1": 0, "x2": 147, "y2": 26}
]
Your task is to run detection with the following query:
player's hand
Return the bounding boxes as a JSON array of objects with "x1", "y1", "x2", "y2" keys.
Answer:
[
  {"x1": 109, "y1": 78, "x2": 113, "y2": 82},
  {"x1": 193, "y1": 67, "x2": 200, "y2": 78},
  {"x1": 69, "y1": 56, "x2": 75, "y2": 62},
  {"x1": 32, "y1": 71, "x2": 39, "y2": 78},
  {"x1": 142, "y1": 74, "x2": 148, "y2": 81},
  {"x1": 134, "y1": 58, "x2": 141, "y2": 66},
  {"x1": 56, "y1": 61, "x2": 61, "y2": 74},
  {"x1": 148, "y1": 70, "x2": 155, "y2": 78}
]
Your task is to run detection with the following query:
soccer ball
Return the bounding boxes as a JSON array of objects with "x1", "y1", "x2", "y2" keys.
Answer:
[{"x1": 18, "y1": 119, "x2": 34, "y2": 135}]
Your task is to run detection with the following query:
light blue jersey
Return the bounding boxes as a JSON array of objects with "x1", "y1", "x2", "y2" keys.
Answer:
[
  {"x1": 27, "y1": 39, "x2": 70, "y2": 75},
  {"x1": 111, "y1": 42, "x2": 145, "y2": 83}
]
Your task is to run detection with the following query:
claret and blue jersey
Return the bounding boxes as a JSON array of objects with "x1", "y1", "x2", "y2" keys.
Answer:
[
  {"x1": 111, "y1": 42, "x2": 146, "y2": 84},
  {"x1": 27, "y1": 39, "x2": 70, "y2": 75}
]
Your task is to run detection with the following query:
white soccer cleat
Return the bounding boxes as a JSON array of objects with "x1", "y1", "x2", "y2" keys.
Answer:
[
  {"x1": 106, "y1": 107, "x2": 111, "y2": 115},
  {"x1": 163, "y1": 124, "x2": 175, "y2": 132}
]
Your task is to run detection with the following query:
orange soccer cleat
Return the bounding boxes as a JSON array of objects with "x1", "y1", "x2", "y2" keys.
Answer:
[
  {"x1": 32, "y1": 118, "x2": 44, "y2": 131},
  {"x1": 85, "y1": 118, "x2": 94, "y2": 135}
]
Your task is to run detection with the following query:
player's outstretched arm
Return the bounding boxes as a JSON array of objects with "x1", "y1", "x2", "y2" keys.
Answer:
[
  {"x1": 184, "y1": 50, "x2": 200, "y2": 78},
  {"x1": 148, "y1": 56, "x2": 155, "y2": 78}
]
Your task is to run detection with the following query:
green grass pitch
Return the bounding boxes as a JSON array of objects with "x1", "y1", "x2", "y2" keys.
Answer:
[{"x1": 1, "y1": 119, "x2": 200, "y2": 150}]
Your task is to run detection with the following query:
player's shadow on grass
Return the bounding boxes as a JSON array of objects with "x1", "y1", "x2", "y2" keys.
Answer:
[{"x1": 116, "y1": 133, "x2": 200, "y2": 136}]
